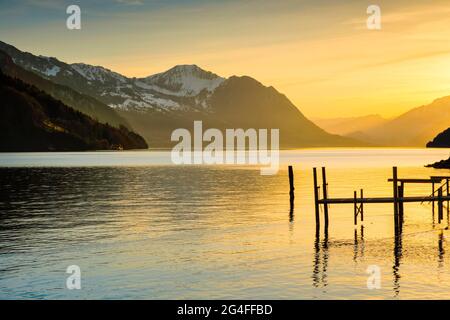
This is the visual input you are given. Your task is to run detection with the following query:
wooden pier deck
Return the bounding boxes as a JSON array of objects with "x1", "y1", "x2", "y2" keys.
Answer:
[
  {"x1": 286, "y1": 166, "x2": 450, "y2": 294},
  {"x1": 288, "y1": 166, "x2": 450, "y2": 234},
  {"x1": 318, "y1": 195, "x2": 450, "y2": 204},
  {"x1": 318, "y1": 196, "x2": 450, "y2": 204}
]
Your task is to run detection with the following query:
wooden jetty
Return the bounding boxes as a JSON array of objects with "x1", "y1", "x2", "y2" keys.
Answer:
[
  {"x1": 289, "y1": 166, "x2": 450, "y2": 234},
  {"x1": 287, "y1": 167, "x2": 450, "y2": 295}
]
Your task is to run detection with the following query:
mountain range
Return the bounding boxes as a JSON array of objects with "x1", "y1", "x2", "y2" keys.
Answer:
[
  {"x1": 0, "y1": 49, "x2": 129, "y2": 129},
  {"x1": 0, "y1": 71, "x2": 147, "y2": 151},
  {"x1": 315, "y1": 100, "x2": 450, "y2": 148},
  {"x1": 2, "y1": 40, "x2": 448, "y2": 149},
  {"x1": 0, "y1": 40, "x2": 360, "y2": 149},
  {"x1": 313, "y1": 115, "x2": 388, "y2": 136},
  {"x1": 345, "y1": 97, "x2": 450, "y2": 147}
]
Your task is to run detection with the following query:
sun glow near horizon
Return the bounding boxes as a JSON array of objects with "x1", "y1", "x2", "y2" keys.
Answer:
[{"x1": 1, "y1": 0, "x2": 450, "y2": 119}]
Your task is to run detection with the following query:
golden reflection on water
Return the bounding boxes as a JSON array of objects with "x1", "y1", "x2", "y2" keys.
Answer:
[{"x1": 0, "y1": 149, "x2": 450, "y2": 299}]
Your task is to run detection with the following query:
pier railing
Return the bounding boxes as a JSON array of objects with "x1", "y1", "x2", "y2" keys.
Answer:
[{"x1": 287, "y1": 166, "x2": 450, "y2": 235}]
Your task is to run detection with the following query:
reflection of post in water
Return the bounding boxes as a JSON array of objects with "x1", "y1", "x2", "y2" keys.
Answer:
[
  {"x1": 393, "y1": 225, "x2": 403, "y2": 297},
  {"x1": 360, "y1": 225, "x2": 365, "y2": 258},
  {"x1": 312, "y1": 228, "x2": 329, "y2": 288},
  {"x1": 321, "y1": 229, "x2": 329, "y2": 287},
  {"x1": 353, "y1": 225, "x2": 365, "y2": 262},
  {"x1": 289, "y1": 202, "x2": 294, "y2": 223},
  {"x1": 312, "y1": 229, "x2": 321, "y2": 288},
  {"x1": 432, "y1": 209, "x2": 436, "y2": 228},
  {"x1": 438, "y1": 230, "x2": 445, "y2": 268}
]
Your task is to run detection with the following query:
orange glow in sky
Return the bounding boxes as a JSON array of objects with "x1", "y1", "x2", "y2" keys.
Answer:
[{"x1": 1, "y1": 0, "x2": 450, "y2": 118}]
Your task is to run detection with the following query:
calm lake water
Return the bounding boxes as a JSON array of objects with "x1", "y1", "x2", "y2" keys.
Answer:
[{"x1": 1, "y1": 148, "x2": 450, "y2": 299}]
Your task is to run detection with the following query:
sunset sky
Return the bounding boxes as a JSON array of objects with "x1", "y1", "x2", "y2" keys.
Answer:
[{"x1": 1, "y1": 0, "x2": 450, "y2": 118}]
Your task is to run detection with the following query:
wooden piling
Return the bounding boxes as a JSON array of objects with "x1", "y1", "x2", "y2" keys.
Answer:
[
  {"x1": 393, "y1": 167, "x2": 399, "y2": 233},
  {"x1": 309, "y1": 167, "x2": 450, "y2": 236},
  {"x1": 360, "y1": 189, "x2": 364, "y2": 222},
  {"x1": 313, "y1": 168, "x2": 320, "y2": 229},
  {"x1": 288, "y1": 165, "x2": 295, "y2": 221},
  {"x1": 398, "y1": 183, "x2": 404, "y2": 224},
  {"x1": 322, "y1": 167, "x2": 329, "y2": 230},
  {"x1": 288, "y1": 166, "x2": 295, "y2": 200},
  {"x1": 447, "y1": 178, "x2": 449, "y2": 197},
  {"x1": 446, "y1": 179, "x2": 449, "y2": 216},
  {"x1": 432, "y1": 182, "x2": 435, "y2": 215}
]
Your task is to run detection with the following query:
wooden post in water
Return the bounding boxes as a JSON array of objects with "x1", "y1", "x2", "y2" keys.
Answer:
[
  {"x1": 360, "y1": 189, "x2": 364, "y2": 222},
  {"x1": 447, "y1": 178, "x2": 449, "y2": 197},
  {"x1": 446, "y1": 179, "x2": 449, "y2": 217},
  {"x1": 432, "y1": 182, "x2": 435, "y2": 215},
  {"x1": 438, "y1": 187, "x2": 443, "y2": 223},
  {"x1": 322, "y1": 167, "x2": 329, "y2": 230},
  {"x1": 313, "y1": 168, "x2": 320, "y2": 229},
  {"x1": 354, "y1": 191, "x2": 358, "y2": 226},
  {"x1": 288, "y1": 166, "x2": 295, "y2": 200},
  {"x1": 398, "y1": 183, "x2": 404, "y2": 224},
  {"x1": 288, "y1": 165, "x2": 295, "y2": 221},
  {"x1": 392, "y1": 167, "x2": 399, "y2": 233}
]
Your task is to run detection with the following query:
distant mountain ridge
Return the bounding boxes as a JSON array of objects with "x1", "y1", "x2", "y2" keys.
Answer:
[
  {"x1": 0, "y1": 71, "x2": 148, "y2": 152},
  {"x1": 345, "y1": 97, "x2": 450, "y2": 147},
  {"x1": 313, "y1": 115, "x2": 387, "y2": 136},
  {"x1": 0, "y1": 40, "x2": 363, "y2": 148}
]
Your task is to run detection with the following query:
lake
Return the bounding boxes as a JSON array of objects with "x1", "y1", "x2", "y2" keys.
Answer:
[{"x1": 1, "y1": 148, "x2": 450, "y2": 299}]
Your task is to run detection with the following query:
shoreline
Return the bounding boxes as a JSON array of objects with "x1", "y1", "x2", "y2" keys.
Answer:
[
  {"x1": 1, "y1": 146, "x2": 450, "y2": 153},
  {"x1": 426, "y1": 157, "x2": 450, "y2": 169}
]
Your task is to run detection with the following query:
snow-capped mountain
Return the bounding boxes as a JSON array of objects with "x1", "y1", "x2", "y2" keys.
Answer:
[
  {"x1": 68, "y1": 63, "x2": 226, "y2": 112},
  {"x1": 0, "y1": 40, "x2": 363, "y2": 148},
  {"x1": 140, "y1": 64, "x2": 225, "y2": 97},
  {"x1": 0, "y1": 50, "x2": 131, "y2": 129},
  {"x1": 71, "y1": 63, "x2": 127, "y2": 84},
  {"x1": 0, "y1": 40, "x2": 215, "y2": 112}
]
